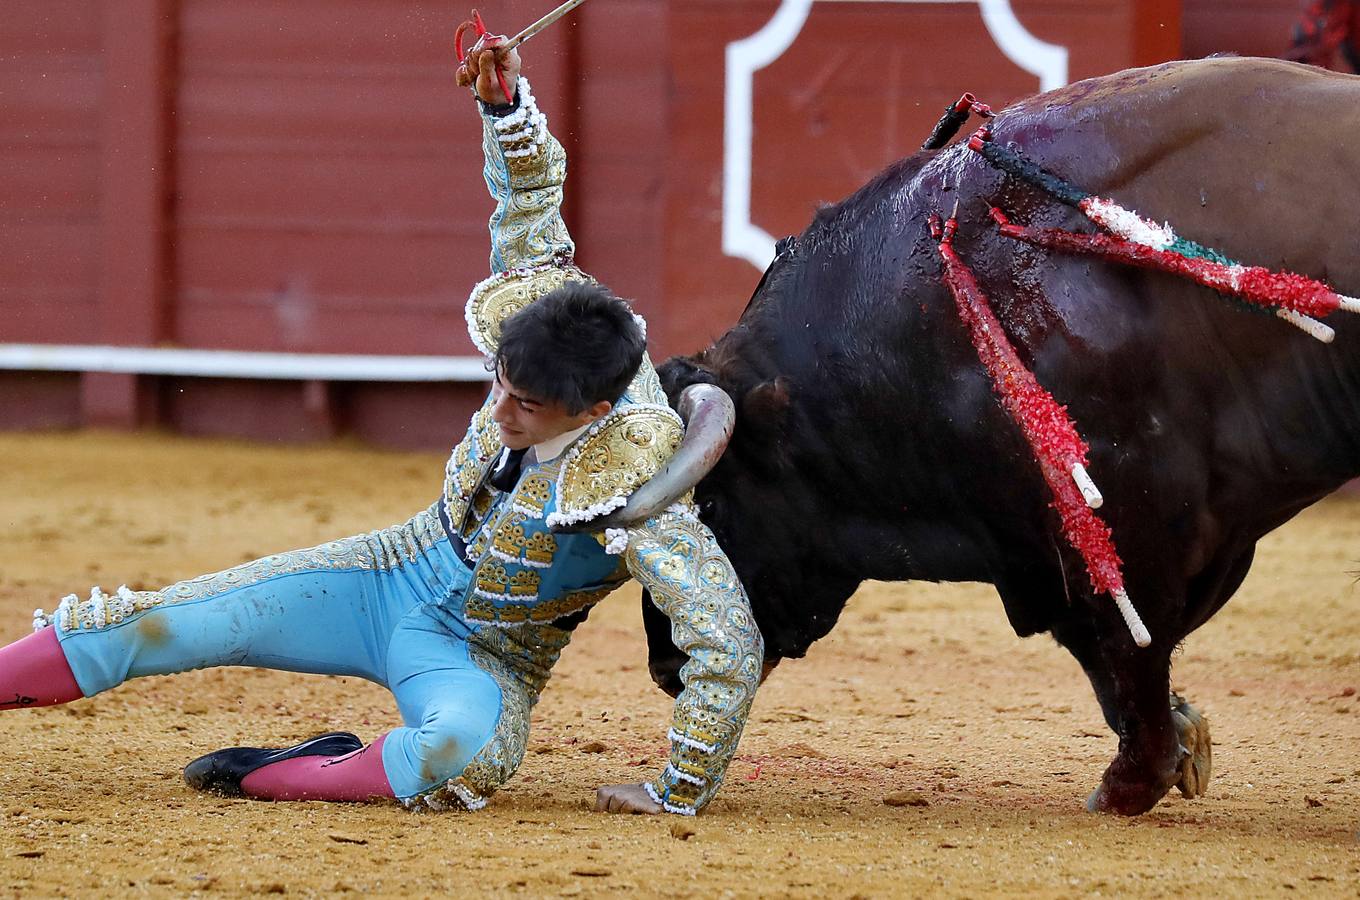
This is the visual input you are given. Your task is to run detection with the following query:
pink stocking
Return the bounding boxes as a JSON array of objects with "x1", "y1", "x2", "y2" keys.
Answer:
[
  {"x1": 0, "y1": 628, "x2": 83, "y2": 710},
  {"x1": 240, "y1": 734, "x2": 395, "y2": 802}
]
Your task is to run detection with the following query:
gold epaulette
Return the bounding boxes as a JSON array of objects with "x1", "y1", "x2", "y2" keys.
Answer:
[
  {"x1": 465, "y1": 264, "x2": 598, "y2": 358},
  {"x1": 547, "y1": 404, "x2": 685, "y2": 530}
]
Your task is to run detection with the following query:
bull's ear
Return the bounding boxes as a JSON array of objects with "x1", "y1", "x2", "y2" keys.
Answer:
[
  {"x1": 741, "y1": 376, "x2": 792, "y2": 438},
  {"x1": 657, "y1": 356, "x2": 718, "y2": 404}
]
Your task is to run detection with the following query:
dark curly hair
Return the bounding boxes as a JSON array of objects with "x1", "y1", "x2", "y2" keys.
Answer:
[{"x1": 492, "y1": 281, "x2": 646, "y2": 414}]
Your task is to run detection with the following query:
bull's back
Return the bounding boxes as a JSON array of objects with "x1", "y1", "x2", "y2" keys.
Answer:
[
  {"x1": 983, "y1": 59, "x2": 1360, "y2": 537},
  {"x1": 999, "y1": 58, "x2": 1360, "y2": 292}
]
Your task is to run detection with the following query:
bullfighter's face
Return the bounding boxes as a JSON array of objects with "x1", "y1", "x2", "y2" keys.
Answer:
[{"x1": 490, "y1": 368, "x2": 611, "y2": 451}]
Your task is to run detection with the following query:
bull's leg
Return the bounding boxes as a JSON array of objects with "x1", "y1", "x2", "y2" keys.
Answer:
[
  {"x1": 1151, "y1": 543, "x2": 1259, "y2": 801},
  {"x1": 1051, "y1": 619, "x2": 1188, "y2": 815}
]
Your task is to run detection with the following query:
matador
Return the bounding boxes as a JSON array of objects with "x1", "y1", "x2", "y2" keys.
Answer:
[{"x1": 0, "y1": 41, "x2": 763, "y2": 817}]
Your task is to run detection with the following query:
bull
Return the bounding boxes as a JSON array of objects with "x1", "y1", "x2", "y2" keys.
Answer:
[{"x1": 645, "y1": 58, "x2": 1360, "y2": 816}]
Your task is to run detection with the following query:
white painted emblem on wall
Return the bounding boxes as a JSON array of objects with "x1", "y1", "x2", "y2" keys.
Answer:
[{"x1": 724, "y1": 0, "x2": 1071, "y2": 270}]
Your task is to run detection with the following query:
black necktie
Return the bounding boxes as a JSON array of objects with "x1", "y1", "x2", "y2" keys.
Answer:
[{"x1": 488, "y1": 447, "x2": 529, "y2": 492}]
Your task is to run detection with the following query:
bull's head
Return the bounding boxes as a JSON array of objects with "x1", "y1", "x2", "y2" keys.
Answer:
[{"x1": 630, "y1": 150, "x2": 947, "y2": 696}]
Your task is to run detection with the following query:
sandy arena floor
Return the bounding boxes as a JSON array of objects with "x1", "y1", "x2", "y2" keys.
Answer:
[{"x1": 1, "y1": 431, "x2": 1358, "y2": 898}]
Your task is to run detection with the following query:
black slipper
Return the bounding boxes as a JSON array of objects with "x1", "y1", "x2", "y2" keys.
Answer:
[{"x1": 183, "y1": 731, "x2": 364, "y2": 797}]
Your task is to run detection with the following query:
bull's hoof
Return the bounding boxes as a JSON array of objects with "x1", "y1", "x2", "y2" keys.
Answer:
[
  {"x1": 1083, "y1": 692, "x2": 1212, "y2": 815},
  {"x1": 1084, "y1": 780, "x2": 1168, "y2": 816},
  {"x1": 1170, "y1": 693, "x2": 1211, "y2": 799}
]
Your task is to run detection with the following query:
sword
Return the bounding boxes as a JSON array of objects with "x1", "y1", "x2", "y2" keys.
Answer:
[{"x1": 503, "y1": 0, "x2": 590, "y2": 52}]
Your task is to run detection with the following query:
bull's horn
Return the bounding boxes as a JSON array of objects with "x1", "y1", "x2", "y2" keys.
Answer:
[{"x1": 562, "y1": 384, "x2": 736, "y2": 532}]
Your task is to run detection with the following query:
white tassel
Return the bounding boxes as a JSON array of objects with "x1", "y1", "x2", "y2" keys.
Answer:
[
  {"x1": 667, "y1": 727, "x2": 717, "y2": 755},
  {"x1": 1070, "y1": 464, "x2": 1103, "y2": 509},
  {"x1": 1276, "y1": 308, "x2": 1335, "y2": 343},
  {"x1": 603, "y1": 528, "x2": 629, "y2": 555},
  {"x1": 1113, "y1": 588, "x2": 1151, "y2": 648},
  {"x1": 1081, "y1": 197, "x2": 1176, "y2": 250},
  {"x1": 449, "y1": 781, "x2": 488, "y2": 811},
  {"x1": 664, "y1": 764, "x2": 706, "y2": 787}
]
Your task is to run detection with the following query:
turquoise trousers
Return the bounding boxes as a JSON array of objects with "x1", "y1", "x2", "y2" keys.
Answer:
[{"x1": 52, "y1": 505, "x2": 506, "y2": 802}]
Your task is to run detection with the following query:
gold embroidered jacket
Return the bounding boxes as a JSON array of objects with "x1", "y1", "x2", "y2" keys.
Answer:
[{"x1": 439, "y1": 80, "x2": 763, "y2": 815}]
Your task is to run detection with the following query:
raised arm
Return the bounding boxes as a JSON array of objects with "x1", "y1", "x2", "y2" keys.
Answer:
[
  {"x1": 620, "y1": 504, "x2": 764, "y2": 815},
  {"x1": 459, "y1": 43, "x2": 574, "y2": 273}
]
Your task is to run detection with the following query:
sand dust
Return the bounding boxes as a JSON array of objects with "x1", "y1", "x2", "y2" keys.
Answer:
[{"x1": 1, "y1": 431, "x2": 1357, "y2": 897}]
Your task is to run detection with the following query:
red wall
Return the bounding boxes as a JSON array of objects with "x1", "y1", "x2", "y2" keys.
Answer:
[
  {"x1": 2, "y1": 2, "x2": 103, "y2": 346},
  {"x1": 173, "y1": 0, "x2": 571, "y2": 358},
  {"x1": 5, "y1": 0, "x2": 1305, "y2": 450},
  {"x1": 1183, "y1": 0, "x2": 1304, "y2": 59},
  {"x1": 655, "y1": 0, "x2": 1183, "y2": 356}
]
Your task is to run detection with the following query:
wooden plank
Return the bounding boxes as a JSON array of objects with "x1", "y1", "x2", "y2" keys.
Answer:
[
  {"x1": 0, "y1": 66, "x2": 102, "y2": 137},
  {"x1": 174, "y1": 304, "x2": 475, "y2": 356},
  {"x1": 0, "y1": 1, "x2": 101, "y2": 57},
  {"x1": 0, "y1": 297, "x2": 99, "y2": 344},
  {"x1": 0, "y1": 372, "x2": 83, "y2": 430},
  {"x1": 174, "y1": 228, "x2": 485, "y2": 313},
  {"x1": 345, "y1": 381, "x2": 487, "y2": 451},
  {"x1": 176, "y1": 153, "x2": 487, "y2": 227},
  {"x1": 0, "y1": 147, "x2": 101, "y2": 217},
  {"x1": 570, "y1": 0, "x2": 667, "y2": 345},
  {"x1": 171, "y1": 0, "x2": 574, "y2": 362},
  {"x1": 90, "y1": 0, "x2": 176, "y2": 428},
  {"x1": 160, "y1": 377, "x2": 327, "y2": 443},
  {"x1": 0, "y1": 1, "x2": 103, "y2": 348}
]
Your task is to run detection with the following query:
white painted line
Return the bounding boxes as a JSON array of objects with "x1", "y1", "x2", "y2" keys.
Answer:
[
  {"x1": 978, "y1": 0, "x2": 1069, "y2": 93},
  {"x1": 0, "y1": 344, "x2": 492, "y2": 382},
  {"x1": 723, "y1": 0, "x2": 815, "y2": 270}
]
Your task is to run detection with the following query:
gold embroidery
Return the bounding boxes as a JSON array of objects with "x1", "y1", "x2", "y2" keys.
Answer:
[
  {"x1": 478, "y1": 80, "x2": 575, "y2": 274},
  {"x1": 553, "y1": 406, "x2": 684, "y2": 528},
  {"x1": 508, "y1": 570, "x2": 540, "y2": 598},
  {"x1": 476, "y1": 563, "x2": 509, "y2": 597},
  {"x1": 467, "y1": 530, "x2": 491, "y2": 564},
  {"x1": 462, "y1": 584, "x2": 620, "y2": 627},
  {"x1": 626, "y1": 506, "x2": 764, "y2": 814},
  {"x1": 465, "y1": 597, "x2": 532, "y2": 624},
  {"x1": 515, "y1": 474, "x2": 553, "y2": 517},
  {"x1": 525, "y1": 585, "x2": 617, "y2": 623},
  {"x1": 457, "y1": 642, "x2": 534, "y2": 800},
  {"x1": 465, "y1": 265, "x2": 597, "y2": 358},
  {"x1": 491, "y1": 513, "x2": 530, "y2": 559},
  {"x1": 523, "y1": 532, "x2": 556, "y2": 566},
  {"x1": 625, "y1": 355, "x2": 666, "y2": 405},
  {"x1": 444, "y1": 395, "x2": 503, "y2": 534},
  {"x1": 409, "y1": 641, "x2": 535, "y2": 811}
]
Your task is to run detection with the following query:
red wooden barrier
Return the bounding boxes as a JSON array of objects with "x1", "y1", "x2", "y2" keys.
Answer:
[{"x1": 4, "y1": 0, "x2": 1301, "y2": 450}]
